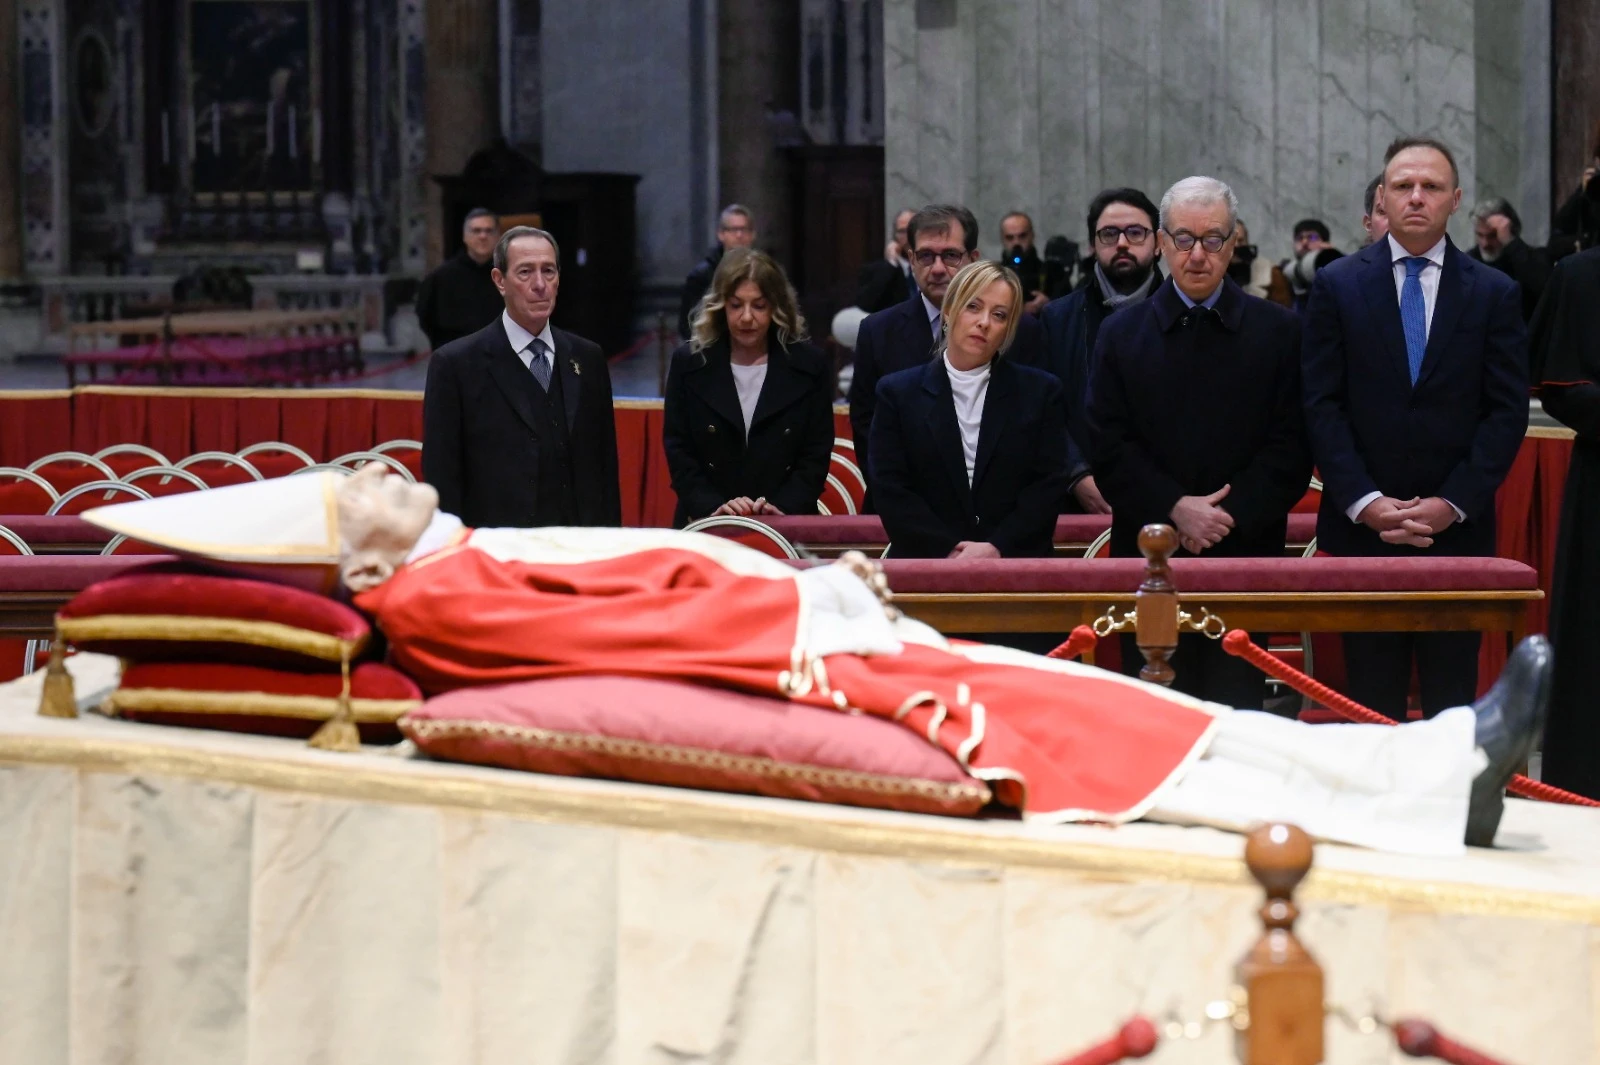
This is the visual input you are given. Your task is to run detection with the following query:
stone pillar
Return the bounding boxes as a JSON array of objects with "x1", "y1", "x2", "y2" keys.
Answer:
[
  {"x1": 0, "y1": 0, "x2": 21, "y2": 278},
  {"x1": 423, "y1": 0, "x2": 499, "y2": 267},
  {"x1": 717, "y1": 0, "x2": 800, "y2": 270}
]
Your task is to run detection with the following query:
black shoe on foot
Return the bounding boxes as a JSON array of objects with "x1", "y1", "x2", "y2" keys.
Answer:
[{"x1": 1465, "y1": 635, "x2": 1553, "y2": 848}]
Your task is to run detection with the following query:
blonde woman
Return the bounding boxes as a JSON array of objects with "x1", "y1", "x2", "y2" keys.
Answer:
[
  {"x1": 869, "y1": 260, "x2": 1075, "y2": 558},
  {"x1": 663, "y1": 248, "x2": 835, "y2": 526}
]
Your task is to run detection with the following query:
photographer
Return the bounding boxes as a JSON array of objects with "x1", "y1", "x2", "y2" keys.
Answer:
[
  {"x1": 999, "y1": 211, "x2": 1070, "y2": 315},
  {"x1": 1281, "y1": 218, "x2": 1341, "y2": 315},
  {"x1": 1551, "y1": 119, "x2": 1600, "y2": 260}
]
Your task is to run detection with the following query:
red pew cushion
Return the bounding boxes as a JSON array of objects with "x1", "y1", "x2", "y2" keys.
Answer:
[
  {"x1": 402, "y1": 675, "x2": 992, "y2": 817},
  {"x1": 57, "y1": 566, "x2": 369, "y2": 669},
  {"x1": 108, "y1": 660, "x2": 420, "y2": 743},
  {"x1": 0, "y1": 554, "x2": 175, "y2": 592}
]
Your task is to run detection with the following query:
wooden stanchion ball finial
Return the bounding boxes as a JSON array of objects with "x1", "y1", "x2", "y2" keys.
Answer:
[
  {"x1": 1244, "y1": 822, "x2": 1314, "y2": 910},
  {"x1": 1137, "y1": 523, "x2": 1178, "y2": 566}
]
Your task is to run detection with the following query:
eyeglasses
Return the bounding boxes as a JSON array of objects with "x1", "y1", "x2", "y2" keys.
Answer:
[
  {"x1": 913, "y1": 248, "x2": 969, "y2": 269},
  {"x1": 1165, "y1": 229, "x2": 1232, "y2": 254},
  {"x1": 1095, "y1": 224, "x2": 1151, "y2": 246}
]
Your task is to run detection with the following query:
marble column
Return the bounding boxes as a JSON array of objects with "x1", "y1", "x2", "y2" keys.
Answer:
[
  {"x1": 423, "y1": 0, "x2": 499, "y2": 267},
  {"x1": 886, "y1": 0, "x2": 1544, "y2": 259},
  {"x1": 1552, "y1": 0, "x2": 1600, "y2": 220},
  {"x1": 717, "y1": 0, "x2": 800, "y2": 272},
  {"x1": 0, "y1": 0, "x2": 20, "y2": 278}
]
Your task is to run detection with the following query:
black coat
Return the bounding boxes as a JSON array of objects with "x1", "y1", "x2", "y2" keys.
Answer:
[
  {"x1": 678, "y1": 245, "x2": 724, "y2": 339},
  {"x1": 1029, "y1": 267, "x2": 1164, "y2": 481},
  {"x1": 847, "y1": 292, "x2": 1043, "y2": 503},
  {"x1": 1302, "y1": 238, "x2": 1528, "y2": 558},
  {"x1": 422, "y1": 318, "x2": 621, "y2": 529},
  {"x1": 870, "y1": 357, "x2": 1073, "y2": 558},
  {"x1": 854, "y1": 257, "x2": 914, "y2": 314},
  {"x1": 1468, "y1": 238, "x2": 1552, "y2": 322},
  {"x1": 1530, "y1": 247, "x2": 1600, "y2": 799},
  {"x1": 662, "y1": 335, "x2": 836, "y2": 525},
  {"x1": 1088, "y1": 278, "x2": 1312, "y2": 558},
  {"x1": 415, "y1": 252, "x2": 504, "y2": 351}
]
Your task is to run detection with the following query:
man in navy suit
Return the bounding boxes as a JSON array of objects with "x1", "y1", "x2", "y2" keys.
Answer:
[
  {"x1": 848, "y1": 204, "x2": 1046, "y2": 506},
  {"x1": 1302, "y1": 136, "x2": 1529, "y2": 719}
]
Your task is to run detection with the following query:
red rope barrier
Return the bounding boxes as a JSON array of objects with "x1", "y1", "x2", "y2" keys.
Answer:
[
  {"x1": 1046, "y1": 1017, "x2": 1159, "y2": 1065},
  {"x1": 1048, "y1": 625, "x2": 1100, "y2": 661},
  {"x1": 1221, "y1": 629, "x2": 1599, "y2": 808},
  {"x1": 1395, "y1": 1019, "x2": 1517, "y2": 1065}
]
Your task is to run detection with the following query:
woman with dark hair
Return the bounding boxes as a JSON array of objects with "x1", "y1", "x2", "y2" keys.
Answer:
[
  {"x1": 868, "y1": 259, "x2": 1075, "y2": 559},
  {"x1": 663, "y1": 248, "x2": 835, "y2": 526}
]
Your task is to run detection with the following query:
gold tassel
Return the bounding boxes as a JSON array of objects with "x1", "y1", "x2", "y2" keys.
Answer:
[
  {"x1": 308, "y1": 647, "x2": 360, "y2": 752},
  {"x1": 37, "y1": 634, "x2": 78, "y2": 719}
]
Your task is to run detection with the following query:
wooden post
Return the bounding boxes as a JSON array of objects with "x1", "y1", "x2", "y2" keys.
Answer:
[
  {"x1": 1134, "y1": 523, "x2": 1179, "y2": 686},
  {"x1": 1236, "y1": 823, "x2": 1324, "y2": 1065}
]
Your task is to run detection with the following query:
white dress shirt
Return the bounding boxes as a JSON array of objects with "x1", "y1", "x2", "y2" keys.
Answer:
[
  {"x1": 501, "y1": 311, "x2": 557, "y2": 372},
  {"x1": 1346, "y1": 234, "x2": 1461, "y2": 524},
  {"x1": 921, "y1": 293, "x2": 942, "y2": 341},
  {"x1": 945, "y1": 354, "x2": 991, "y2": 486},
  {"x1": 729, "y1": 358, "x2": 768, "y2": 436}
]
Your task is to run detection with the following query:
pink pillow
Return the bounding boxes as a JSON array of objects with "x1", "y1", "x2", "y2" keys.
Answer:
[{"x1": 402, "y1": 675, "x2": 991, "y2": 817}]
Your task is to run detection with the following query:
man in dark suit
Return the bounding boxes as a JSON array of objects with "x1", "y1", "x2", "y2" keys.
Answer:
[
  {"x1": 854, "y1": 207, "x2": 916, "y2": 314},
  {"x1": 1303, "y1": 136, "x2": 1529, "y2": 719},
  {"x1": 678, "y1": 205, "x2": 757, "y2": 338},
  {"x1": 423, "y1": 226, "x2": 621, "y2": 529},
  {"x1": 847, "y1": 204, "x2": 1045, "y2": 505},
  {"x1": 1468, "y1": 197, "x2": 1551, "y2": 322},
  {"x1": 1089, "y1": 177, "x2": 1312, "y2": 710},
  {"x1": 1034, "y1": 187, "x2": 1164, "y2": 515},
  {"x1": 415, "y1": 209, "x2": 504, "y2": 350}
]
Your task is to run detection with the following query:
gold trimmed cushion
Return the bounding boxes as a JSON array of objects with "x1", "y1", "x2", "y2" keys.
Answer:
[
  {"x1": 59, "y1": 566, "x2": 369, "y2": 671},
  {"x1": 401, "y1": 675, "x2": 992, "y2": 817},
  {"x1": 108, "y1": 661, "x2": 421, "y2": 743}
]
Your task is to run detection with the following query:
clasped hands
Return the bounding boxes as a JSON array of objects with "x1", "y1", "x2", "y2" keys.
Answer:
[
  {"x1": 1170, "y1": 485, "x2": 1234, "y2": 555},
  {"x1": 1357, "y1": 495, "x2": 1456, "y2": 547},
  {"x1": 713, "y1": 496, "x2": 784, "y2": 517}
]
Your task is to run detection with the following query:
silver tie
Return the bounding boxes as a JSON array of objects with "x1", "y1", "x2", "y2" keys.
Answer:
[{"x1": 528, "y1": 337, "x2": 552, "y2": 390}]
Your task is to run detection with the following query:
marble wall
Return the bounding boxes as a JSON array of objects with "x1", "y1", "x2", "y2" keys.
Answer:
[
  {"x1": 541, "y1": 0, "x2": 718, "y2": 294},
  {"x1": 885, "y1": 0, "x2": 1551, "y2": 261}
]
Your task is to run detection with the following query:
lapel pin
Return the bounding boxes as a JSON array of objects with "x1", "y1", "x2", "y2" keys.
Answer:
[{"x1": 571, "y1": 359, "x2": 581, "y2": 375}]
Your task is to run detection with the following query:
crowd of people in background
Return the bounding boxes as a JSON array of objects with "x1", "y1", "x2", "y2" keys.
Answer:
[{"x1": 413, "y1": 124, "x2": 1600, "y2": 804}]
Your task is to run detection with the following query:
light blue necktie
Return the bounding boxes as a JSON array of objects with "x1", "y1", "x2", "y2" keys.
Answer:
[
  {"x1": 1400, "y1": 257, "x2": 1429, "y2": 385},
  {"x1": 528, "y1": 337, "x2": 552, "y2": 390}
]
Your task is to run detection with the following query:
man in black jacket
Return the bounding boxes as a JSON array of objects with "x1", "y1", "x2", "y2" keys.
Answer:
[
  {"x1": 415, "y1": 209, "x2": 504, "y2": 350},
  {"x1": 854, "y1": 207, "x2": 917, "y2": 314},
  {"x1": 1469, "y1": 197, "x2": 1551, "y2": 322},
  {"x1": 1034, "y1": 188, "x2": 1164, "y2": 514},
  {"x1": 1090, "y1": 177, "x2": 1312, "y2": 709},
  {"x1": 423, "y1": 226, "x2": 621, "y2": 529},
  {"x1": 678, "y1": 205, "x2": 757, "y2": 338}
]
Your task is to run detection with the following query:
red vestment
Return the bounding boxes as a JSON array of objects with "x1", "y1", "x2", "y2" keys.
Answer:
[{"x1": 356, "y1": 532, "x2": 1220, "y2": 821}]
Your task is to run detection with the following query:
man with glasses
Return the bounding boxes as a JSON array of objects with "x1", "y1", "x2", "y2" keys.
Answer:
[
  {"x1": 848, "y1": 204, "x2": 1042, "y2": 504},
  {"x1": 1033, "y1": 189, "x2": 1165, "y2": 514},
  {"x1": 1088, "y1": 177, "x2": 1312, "y2": 709},
  {"x1": 679, "y1": 205, "x2": 759, "y2": 338},
  {"x1": 416, "y1": 208, "x2": 504, "y2": 351}
]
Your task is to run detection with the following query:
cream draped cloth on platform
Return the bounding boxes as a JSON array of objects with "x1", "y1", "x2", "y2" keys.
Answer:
[{"x1": 0, "y1": 656, "x2": 1596, "y2": 1065}]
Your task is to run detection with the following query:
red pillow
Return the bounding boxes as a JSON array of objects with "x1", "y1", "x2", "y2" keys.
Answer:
[
  {"x1": 108, "y1": 661, "x2": 420, "y2": 744},
  {"x1": 402, "y1": 675, "x2": 992, "y2": 817},
  {"x1": 58, "y1": 566, "x2": 369, "y2": 670}
]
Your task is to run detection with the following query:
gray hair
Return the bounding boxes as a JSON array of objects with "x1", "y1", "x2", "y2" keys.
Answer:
[
  {"x1": 462, "y1": 207, "x2": 498, "y2": 232},
  {"x1": 1470, "y1": 197, "x2": 1522, "y2": 236},
  {"x1": 1159, "y1": 176, "x2": 1239, "y2": 233},
  {"x1": 719, "y1": 204, "x2": 754, "y2": 229},
  {"x1": 493, "y1": 226, "x2": 561, "y2": 273}
]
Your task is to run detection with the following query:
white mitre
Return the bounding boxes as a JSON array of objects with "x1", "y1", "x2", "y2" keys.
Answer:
[{"x1": 80, "y1": 472, "x2": 345, "y2": 592}]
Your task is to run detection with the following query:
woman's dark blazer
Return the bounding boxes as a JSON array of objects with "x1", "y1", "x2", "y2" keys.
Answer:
[
  {"x1": 663, "y1": 333, "x2": 836, "y2": 526},
  {"x1": 869, "y1": 356, "x2": 1074, "y2": 558}
]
